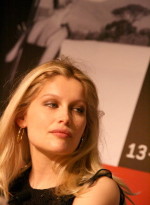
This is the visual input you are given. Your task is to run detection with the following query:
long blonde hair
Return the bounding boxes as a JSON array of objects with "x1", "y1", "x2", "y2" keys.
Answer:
[{"x1": 0, "y1": 57, "x2": 132, "y2": 203}]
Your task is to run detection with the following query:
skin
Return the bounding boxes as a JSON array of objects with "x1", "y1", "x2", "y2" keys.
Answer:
[
  {"x1": 17, "y1": 75, "x2": 120, "y2": 204},
  {"x1": 17, "y1": 76, "x2": 87, "y2": 188},
  {"x1": 18, "y1": 76, "x2": 87, "y2": 156},
  {"x1": 73, "y1": 177, "x2": 120, "y2": 205}
]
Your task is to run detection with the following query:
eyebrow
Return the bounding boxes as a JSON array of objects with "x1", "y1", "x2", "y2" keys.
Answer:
[{"x1": 40, "y1": 94, "x2": 86, "y2": 104}]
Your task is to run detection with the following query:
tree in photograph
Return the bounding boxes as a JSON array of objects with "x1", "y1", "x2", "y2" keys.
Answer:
[
  {"x1": 99, "y1": 20, "x2": 136, "y2": 41},
  {"x1": 112, "y1": 4, "x2": 150, "y2": 24},
  {"x1": 139, "y1": 28, "x2": 150, "y2": 45},
  {"x1": 98, "y1": 4, "x2": 150, "y2": 46}
]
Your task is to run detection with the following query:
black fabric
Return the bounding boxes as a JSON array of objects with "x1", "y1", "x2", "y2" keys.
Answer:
[{"x1": 9, "y1": 168, "x2": 125, "y2": 205}]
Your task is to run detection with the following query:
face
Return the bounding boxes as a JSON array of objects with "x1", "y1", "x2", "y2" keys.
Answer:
[{"x1": 18, "y1": 76, "x2": 87, "y2": 158}]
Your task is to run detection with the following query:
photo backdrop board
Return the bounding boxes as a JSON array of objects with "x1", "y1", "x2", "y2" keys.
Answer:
[
  {"x1": 1, "y1": 1, "x2": 150, "y2": 204},
  {"x1": 60, "y1": 40, "x2": 150, "y2": 204}
]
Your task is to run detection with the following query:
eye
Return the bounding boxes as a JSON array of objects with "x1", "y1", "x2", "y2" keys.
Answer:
[
  {"x1": 44, "y1": 102, "x2": 58, "y2": 108},
  {"x1": 72, "y1": 107, "x2": 86, "y2": 114}
]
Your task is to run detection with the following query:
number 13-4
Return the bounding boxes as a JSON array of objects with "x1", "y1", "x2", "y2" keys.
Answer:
[{"x1": 126, "y1": 143, "x2": 148, "y2": 160}]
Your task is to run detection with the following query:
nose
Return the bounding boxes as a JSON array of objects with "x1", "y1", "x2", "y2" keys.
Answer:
[{"x1": 58, "y1": 107, "x2": 70, "y2": 125}]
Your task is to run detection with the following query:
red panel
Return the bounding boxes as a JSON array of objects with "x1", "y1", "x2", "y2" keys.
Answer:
[{"x1": 103, "y1": 164, "x2": 150, "y2": 205}]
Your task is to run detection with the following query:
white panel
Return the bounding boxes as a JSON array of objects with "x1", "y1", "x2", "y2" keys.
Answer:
[{"x1": 60, "y1": 40, "x2": 150, "y2": 166}]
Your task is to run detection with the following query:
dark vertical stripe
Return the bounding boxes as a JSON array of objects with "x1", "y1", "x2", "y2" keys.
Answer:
[{"x1": 119, "y1": 61, "x2": 150, "y2": 173}]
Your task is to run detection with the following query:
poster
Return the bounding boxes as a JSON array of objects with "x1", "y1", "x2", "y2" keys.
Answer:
[{"x1": 0, "y1": 0, "x2": 150, "y2": 204}]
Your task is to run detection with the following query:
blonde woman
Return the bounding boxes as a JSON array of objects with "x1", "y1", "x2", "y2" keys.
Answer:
[{"x1": 0, "y1": 57, "x2": 133, "y2": 205}]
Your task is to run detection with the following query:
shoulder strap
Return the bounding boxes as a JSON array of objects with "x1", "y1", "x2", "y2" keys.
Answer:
[
  {"x1": 79, "y1": 169, "x2": 112, "y2": 186},
  {"x1": 87, "y1": 169, "x2": 112, "y2": 185},
  {"x1": 79, "y1": 169, "x2": 125, "y2": 205}
]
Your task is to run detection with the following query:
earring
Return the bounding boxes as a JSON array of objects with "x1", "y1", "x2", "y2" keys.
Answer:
[
  {"x1": 78, "y1": 136, "x2": 85, "y2": 149},
  {"x1": 80, "y1": 136, "x2": 84, "y2": 143},
  {"x1": 17, "y1": 127, "x2": 24, "y2": 143}
]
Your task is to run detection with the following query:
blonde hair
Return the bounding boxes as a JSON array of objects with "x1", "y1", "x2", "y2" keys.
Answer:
[{"x1": 0, "y1": 57, "x2": 132, "y2": 203}]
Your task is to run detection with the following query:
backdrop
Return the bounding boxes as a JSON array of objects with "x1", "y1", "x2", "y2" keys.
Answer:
[{"x1": 0, "y1": 0, "x2": 150, "y2": 204}]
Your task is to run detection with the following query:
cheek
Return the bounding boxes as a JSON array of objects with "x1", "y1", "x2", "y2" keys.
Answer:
[
  {"x1": 25, "y1": 109, "x2": 50, "y2": 138},
  {"x1": 72, "y1": 119, "x2": 86, "y2": 151},
  {"x1": 76, "y1": 118, "x2": 86, "y2": 137},
  {"x1": 26, "y1": 104, "x2": 51, "y2": 126},
  {"x1": 27, "y1": 113, "x2": 44, "y2": 127}
]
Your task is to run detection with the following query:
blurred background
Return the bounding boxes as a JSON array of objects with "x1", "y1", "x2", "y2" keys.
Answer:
[{"x1": 0, "y1": 0, "x2": 150, "y2": 204}]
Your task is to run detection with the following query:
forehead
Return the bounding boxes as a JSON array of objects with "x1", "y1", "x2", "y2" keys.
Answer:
[{"x1": 36, "y1": 75, "x2": 86, "y2": 101}]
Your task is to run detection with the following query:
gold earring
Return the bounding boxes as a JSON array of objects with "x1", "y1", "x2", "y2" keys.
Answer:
[
  {"x1": 77, "y1": 136, "x2": 85, "y2": 150},
  {"x1": 17, "y1": 128, "x2": 24, "y2": 143}
]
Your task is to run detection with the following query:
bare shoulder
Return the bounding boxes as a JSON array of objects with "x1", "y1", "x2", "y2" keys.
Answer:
[{"x1": 73, "y1": 176, "x2": 120, "y2": 205}]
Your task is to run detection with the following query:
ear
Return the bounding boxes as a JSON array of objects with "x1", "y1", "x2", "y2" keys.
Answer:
[{"x1": 16, "y1": 116, "x2": 27, "y2": 128}]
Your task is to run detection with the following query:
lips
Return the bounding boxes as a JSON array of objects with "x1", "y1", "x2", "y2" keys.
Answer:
[{"x1": 49, "y1": 129, "x2": 72, "y2": 138}]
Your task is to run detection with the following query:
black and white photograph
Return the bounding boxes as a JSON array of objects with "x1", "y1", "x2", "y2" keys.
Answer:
[{"x1": 0, "y1": 1, "x2": 150, "y2": 204}]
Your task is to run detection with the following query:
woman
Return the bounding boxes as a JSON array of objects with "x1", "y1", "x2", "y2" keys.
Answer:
[{"x1": 0, "y1": 57, "x2": 133, "y2": 204}]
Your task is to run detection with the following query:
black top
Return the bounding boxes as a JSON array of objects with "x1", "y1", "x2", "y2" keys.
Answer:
[{"x1": 9, "y1": 169, "x2": 125, "y2": 205}]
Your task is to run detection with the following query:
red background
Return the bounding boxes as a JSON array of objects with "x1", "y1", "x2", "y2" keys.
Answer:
[{"x1": 104, "y1": 164, "x2": 150, "y2": 205}]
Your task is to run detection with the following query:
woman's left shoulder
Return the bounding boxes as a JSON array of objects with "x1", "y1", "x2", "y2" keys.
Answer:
[{"x1": 73, "y1": 176, "x2": 120, "y2": 205}]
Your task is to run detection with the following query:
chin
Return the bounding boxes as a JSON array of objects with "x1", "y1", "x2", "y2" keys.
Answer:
[
  {"x1": 45, "y1": 146, "x2": 75, "y2": 156},
  {"x1": 49, "y1": 143, "x2": 76, "y2": 153},
  {"x1": 52, "y1": 149, "x2": 74, "y2": 155}
]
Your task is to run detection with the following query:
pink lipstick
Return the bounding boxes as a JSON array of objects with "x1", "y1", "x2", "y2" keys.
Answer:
[{"x1": 49, "y1": 129, "x2": 71, "y2": 138}]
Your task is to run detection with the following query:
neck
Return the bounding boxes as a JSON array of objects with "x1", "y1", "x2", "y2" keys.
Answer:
[{"x1": 29, "y1": 148, "x2": 64, "y2": 189}]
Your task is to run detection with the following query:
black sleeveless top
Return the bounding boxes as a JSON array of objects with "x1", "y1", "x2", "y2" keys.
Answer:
[{"x1": 9, "y1": 169, "x2": 125, "y2": 205}]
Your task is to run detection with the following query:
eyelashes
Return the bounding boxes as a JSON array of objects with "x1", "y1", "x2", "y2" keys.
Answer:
[
  {"x1": 44, "y1": 102, "x2": 86, "y2": 115},
  {"x1": 44, "y1": 102, "x2": 58, "y2": 108},
  {"x1": 72, "y1": 107, "x2": 85, "y2": 114}
]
